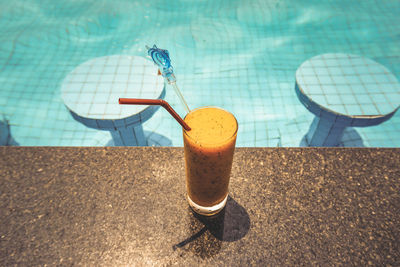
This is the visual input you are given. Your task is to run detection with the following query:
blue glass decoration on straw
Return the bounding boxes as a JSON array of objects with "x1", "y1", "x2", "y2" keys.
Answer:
[{"x1": 146, "y1": 45, "x2": 190, "y2": 114}]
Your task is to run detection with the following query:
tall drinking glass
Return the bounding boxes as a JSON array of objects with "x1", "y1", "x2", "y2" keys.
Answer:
[{"x1": 183, "y1": 106, "x2": 238, "y2": 216}]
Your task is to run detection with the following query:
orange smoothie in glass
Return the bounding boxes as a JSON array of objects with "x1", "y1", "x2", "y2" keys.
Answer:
[{"x1": 183, "y1": 106, "x2": 238, "y2": 215}]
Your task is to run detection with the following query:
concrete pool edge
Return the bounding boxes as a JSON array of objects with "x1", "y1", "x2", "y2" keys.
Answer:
[{"x1": 1, "y1": 147, "x2": 399, "y2": 265}]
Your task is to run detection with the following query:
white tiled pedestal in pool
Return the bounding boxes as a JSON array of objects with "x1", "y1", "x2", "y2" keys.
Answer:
[
  {"x1": 61, "y1": 55, "x2": 165, "y2": 146},
  {"x1": 295, "y1": 54, "x2": 400, "y2": 146}
]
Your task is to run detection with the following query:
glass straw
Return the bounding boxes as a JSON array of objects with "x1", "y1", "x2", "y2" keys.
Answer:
[{"x1": 119, "y1": 98, "x2": 191, "y2": 131}]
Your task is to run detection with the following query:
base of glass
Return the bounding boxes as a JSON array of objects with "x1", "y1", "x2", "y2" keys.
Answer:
[{"x1": 187, "y1": 195, "x2": 228, "y2": 216}]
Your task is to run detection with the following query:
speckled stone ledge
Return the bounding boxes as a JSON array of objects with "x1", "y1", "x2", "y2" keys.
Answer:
[{"x1": 0, "y1": 147, "x2": 399, "y2": 266}]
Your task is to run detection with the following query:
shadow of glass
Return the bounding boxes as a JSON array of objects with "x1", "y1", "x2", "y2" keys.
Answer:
[
  {"x1": 300, "y1": 127, "x2": 364, "y2": 147},
  {"x1": 173, "y1": 196, "x2": 250, "y2": 258},
  {"x1": 194, "y1": 196, "x2": 251, "y2": 242}
]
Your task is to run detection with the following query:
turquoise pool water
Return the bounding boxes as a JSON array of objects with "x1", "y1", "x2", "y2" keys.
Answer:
[{"x1": 1, "y1": 0, "x2": 399, "y2": 147}]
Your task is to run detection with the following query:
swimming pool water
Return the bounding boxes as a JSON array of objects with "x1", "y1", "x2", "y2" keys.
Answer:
[{"x1": 1, "y1": 0, "x2": 399, "y2": 147}]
